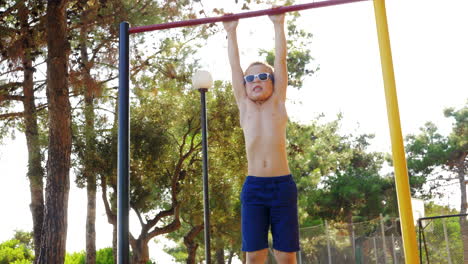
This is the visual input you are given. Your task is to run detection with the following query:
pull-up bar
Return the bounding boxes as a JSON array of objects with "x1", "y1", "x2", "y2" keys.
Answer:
[
  {"x1": 118, "y1": 1, "x2": 421, "y2": 263},
  {"x1": 129, "y1": 0, "x2": 368, "y2": 34}
]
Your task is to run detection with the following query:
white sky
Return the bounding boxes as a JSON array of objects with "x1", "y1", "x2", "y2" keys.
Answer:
[{"x1": 0, "y1": 0, "x2": 467, "y2": 263}]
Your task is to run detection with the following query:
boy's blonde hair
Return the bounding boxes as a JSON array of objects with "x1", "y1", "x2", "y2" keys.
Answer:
[{"x1": 244, "y1": 61, "x2": 274, "y2": 75}]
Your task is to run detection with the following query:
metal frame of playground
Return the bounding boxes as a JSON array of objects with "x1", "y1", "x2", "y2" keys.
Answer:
[{"x1": 118, "y1": 0, "x2": 420, "y2": 263}]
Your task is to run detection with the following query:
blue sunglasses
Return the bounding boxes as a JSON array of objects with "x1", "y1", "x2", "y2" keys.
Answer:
[{"x1": 244, "y1": 73, "x2": 274, "y2": 83}]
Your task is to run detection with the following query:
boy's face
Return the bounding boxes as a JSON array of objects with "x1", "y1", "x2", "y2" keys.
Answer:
[{"x1": 244, "y1": 64, "x2": 274, "y2": 102}]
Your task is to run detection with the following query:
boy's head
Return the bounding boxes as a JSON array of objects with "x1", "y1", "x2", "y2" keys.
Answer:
[{"x1": 244, "y1": 62, "x2": 274, "y2": 102}]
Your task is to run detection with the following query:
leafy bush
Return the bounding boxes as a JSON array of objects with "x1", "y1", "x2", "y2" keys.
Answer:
[
  {"x1": 0, "y1": 239, "x2": 34, "y2": 264},
  {"x1": 65, "y1": 247, "x2": 113, "y2": 264}
]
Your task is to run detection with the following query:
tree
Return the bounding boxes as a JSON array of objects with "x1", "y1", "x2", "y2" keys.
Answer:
[
  {"x1": 163, "y1": 81, "x2": 246, "y2": 264},
  {"x1": 1, "y1": 1, "x2": 73, "y2": 262},
  {"x1": 97, "y1": 68, "x2": 204, "y2": 263},
  {"x1": 0, "y1": 1, "x2": 47, "y2": 259},
  {"x1": 35, "y1": 0, "x2": 72, "y2": 263},
  {"x1": 86, "y1": 2, "x2": 228, "y2": 261},
  {"x1": 311, "y1": 133, "x2": 393, "y2": 263},
  {"x1": 287, "y1": 116, "x2": 355, "y2": 224},
  {"x1": 405, "y1": 102, "x2": 467, "y2": 261},
  {"x1": 68, "y1": 0, "x2": 128, "y2": 262},
  {"x1": 69, "y1": 1, "x2": 215, "y2": 262}
]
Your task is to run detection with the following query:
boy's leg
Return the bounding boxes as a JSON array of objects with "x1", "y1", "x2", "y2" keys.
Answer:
[
  {"x1": 241, "y1": 178, "x2": 270, "y2": 255},
  {"x1": 271, "y1": 178, "x2": 300, "y2": 260},
  {"x1": 273, "y1": 250, "x2": 297, "y2": 264},
  {"x1": 246, "y1": 248, "x2": 268, "y2": 264}
]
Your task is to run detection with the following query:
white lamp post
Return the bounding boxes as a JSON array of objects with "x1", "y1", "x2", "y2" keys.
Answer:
[{"x1": 192, "y1": 70, "x2": 212, "y2": 264}]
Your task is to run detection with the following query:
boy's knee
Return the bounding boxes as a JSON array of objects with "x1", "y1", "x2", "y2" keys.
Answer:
[
  {"x1": 246, "y1": 248, "x2": 268, "y2": 264},
  {"x1": 274, "y1": 250, "x2": 297, "y2": 264}
]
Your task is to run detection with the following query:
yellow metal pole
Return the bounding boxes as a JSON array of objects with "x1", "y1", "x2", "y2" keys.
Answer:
[{"x1": 372, "y1": 0, "x2": 420, "y2": 263}]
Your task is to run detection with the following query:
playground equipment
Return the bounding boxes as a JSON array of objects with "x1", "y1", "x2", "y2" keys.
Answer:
[{"x1": 118, "y1": 0, "x2": 419, "y2": 263}]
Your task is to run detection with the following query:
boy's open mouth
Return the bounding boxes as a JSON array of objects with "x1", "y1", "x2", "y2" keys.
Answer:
[{"x1": 253, "y1": 86, "x2": 262, "y2": 92}]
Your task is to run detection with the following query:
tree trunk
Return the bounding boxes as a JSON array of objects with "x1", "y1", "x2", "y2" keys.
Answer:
[
  {"x1": 184, "y1": 225, "x2": 204, "y2": 264},
  {"x1": 99, "y1": 167, "x2": 118, "y2": 263},
  {"x1": 346, "y1": 211, "x2": 356, "y2": 264},
  {"x1": 186, "y1": 243, "x2": 199, "y2": 264},
  {"x1": 457, "y1": 155, "x2": 468, "y2": 263},
  {"x1": 85, "y1": 165, "x2": 97, "y2": 264},
  {"x1": 36, "y1": 0, "x2": 71, "y2": 263},
  {"x1": 216, "y1": 247, "x2": 225, "y2": 264},
  {"x1": 80, "y1": 23, "x2": 97, "y2": 264},
  {"x1": 131, "y1": 238, "x2": 150, "y2": 264},
  {"x1": 112, "y1": 224, "x2": 117, "y2": 264},
  {"x1": 227, "y1": 250, "x2": 234, "y2": 264},
  {"x1": 18, "y1": 1, "x2": 44, "y2": 259},
  {"x1": 24, "y1": 49, "x2": 45, "y2": 264}
]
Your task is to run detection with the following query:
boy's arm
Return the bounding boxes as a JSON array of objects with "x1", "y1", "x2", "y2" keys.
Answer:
[
  {"x1": 223, "y1": 20, "x2": 246, "y2": 104},
  {"x1": 270, "y1": 12, "x2": 288, "y2": 102}
]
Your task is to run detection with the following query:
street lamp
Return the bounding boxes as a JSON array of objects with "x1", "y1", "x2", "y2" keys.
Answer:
[{"x1": 192, "y1": 70, "x2": 213, "y2": 264}]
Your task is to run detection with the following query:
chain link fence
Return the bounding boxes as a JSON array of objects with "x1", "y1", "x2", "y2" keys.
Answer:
[
  {"x1": 418, "y1": 213, "x2": 467, "y2": 264},
  {"x1": 264, "y1": 214, "x2": 468, "y2": 263},
  {"x1": 266, "y1": 216, "x2": 404, "y2": 264},
  {"x1": 298, "y1": 216, "x2": 403, "y2": 264}
]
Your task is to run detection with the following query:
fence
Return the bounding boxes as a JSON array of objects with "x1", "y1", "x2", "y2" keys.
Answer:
[
  {"x1": 265, "y1": 213, "x2": 468, "y2": 264},
  {"x1": 267, "y1": 215, "x2": 404, "y2": 264},
  {"x1": 298, "y1": 216, "x2": 403, "y2": 264},
  {"x1": 418, "y1": 213, "x2": 468, "y2": 264}
]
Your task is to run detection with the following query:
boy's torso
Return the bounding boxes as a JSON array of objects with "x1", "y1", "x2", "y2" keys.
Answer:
[{"x1": 239, "y1": 97, "x2": 290, "y2": 177}]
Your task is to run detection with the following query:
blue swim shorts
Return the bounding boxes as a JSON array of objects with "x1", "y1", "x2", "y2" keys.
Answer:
[{"x1": 240, "y1": 174, "x2": 300, "y2": 252}]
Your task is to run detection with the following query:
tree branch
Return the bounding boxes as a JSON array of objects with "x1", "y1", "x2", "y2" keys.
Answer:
[
  {"x1": 0, "y1": 66, "x2": 23, "y2": 76},
  {"x1": 0, "y1": 25, "x2": 20, "y2": 35},
  {"x1": 0, "y1": 111, "x2": 23, "y2": 120},
  {"x1": 145, "y1": 205, "x2": 176, "y2": 228},
  {"x1": 147, "y1": 205, "x2": 181, "y2": 238},
  {"x1": 100, "y1": 175, "x2": 117, "y2": 225},
  {"x1": 0, "y1": 82, "x2": 22, "y2": 92},
  {"x1": 133, "y1": 207, "x2": 146, "y2": 227},
  {"x1": 0, "y1": 94, "x2": 24, "y2": 102}
]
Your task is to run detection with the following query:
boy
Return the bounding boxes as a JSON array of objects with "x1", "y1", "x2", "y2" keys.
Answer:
[{"x1": 223, "y1": 10, "x2": 299, "y2": 264}]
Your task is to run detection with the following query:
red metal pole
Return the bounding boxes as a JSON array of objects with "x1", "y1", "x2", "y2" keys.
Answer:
[{"x1": 129, "y1": 0, "x2": 368, "y2": 34}]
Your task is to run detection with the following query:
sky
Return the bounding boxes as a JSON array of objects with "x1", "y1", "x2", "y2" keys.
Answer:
[{"x1": 0, "y1": 0, "x2": 467, "y2": 263}]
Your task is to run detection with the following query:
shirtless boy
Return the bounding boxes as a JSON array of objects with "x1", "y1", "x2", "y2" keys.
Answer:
[{"x1": 223, "y1": 11, "x2": 299, "y2": 264}]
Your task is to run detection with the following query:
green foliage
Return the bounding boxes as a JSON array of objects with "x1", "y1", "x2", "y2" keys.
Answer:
[
  {"x1": 65, "y1": 247, "x2": 114, "y2": 264},
  {"x1": 0, "y1": 239, "x2": 34, "y2": 264},
  {"x1": 260, "y1": 17, "x2": 317, "y2": 89},
  {"x1": 164, "y1": 243, "x2": 188, "y2": 263},
  {"x1": 95, "y1": 247, "x2": 114, "y2": 264},
  {"x1": 65, "y1": 251, "x2": 85, "y2": 264},
  {"x1": 315, "y1": 168, "x2": 391, "y2": 221},
  {"x1": 94, "y1": 13, "x2": 220, "y2": 260},
  {"x1": 11, "y1": 230, "x2": 33, "y2": 251},
  {"x1": 405, "y1": 122, "x2": 450, "y2": 196},
  {"x1": 163, "y1": 81, "x2": 245, "y2": 263},
  {"x1": 287, "y1": 114, "x2": 395, "y2": 224},
  {"x1": 420, "y1": 203, "x2": 464, "y2": 263},
  {"x1": 444, "y1": 102, "x2": 468, "y2": 168},
  {"x1": 405, "y1": 101, "x2": 467, "y2": 198}
]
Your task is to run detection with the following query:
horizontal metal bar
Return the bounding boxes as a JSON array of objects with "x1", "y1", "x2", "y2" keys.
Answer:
[
  {"x1": 418, "y1": 213, "x2": 468, "y2": 221},
  {"x1": 129, "y1": 0, "x2": 369, "y2": 34}
]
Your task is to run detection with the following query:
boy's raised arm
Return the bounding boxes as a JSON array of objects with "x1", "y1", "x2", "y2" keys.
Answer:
[
  {"x1": 223, "y1": 20, "x2": 246, "y2": 104},
  {"x1": 270, "y1": 12, "x2": 288, "y2": 101}
]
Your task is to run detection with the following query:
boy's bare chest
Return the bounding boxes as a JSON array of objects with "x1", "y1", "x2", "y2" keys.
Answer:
[{"x1": 239, "y1": 100, "x2": 288, "y2": 134}]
